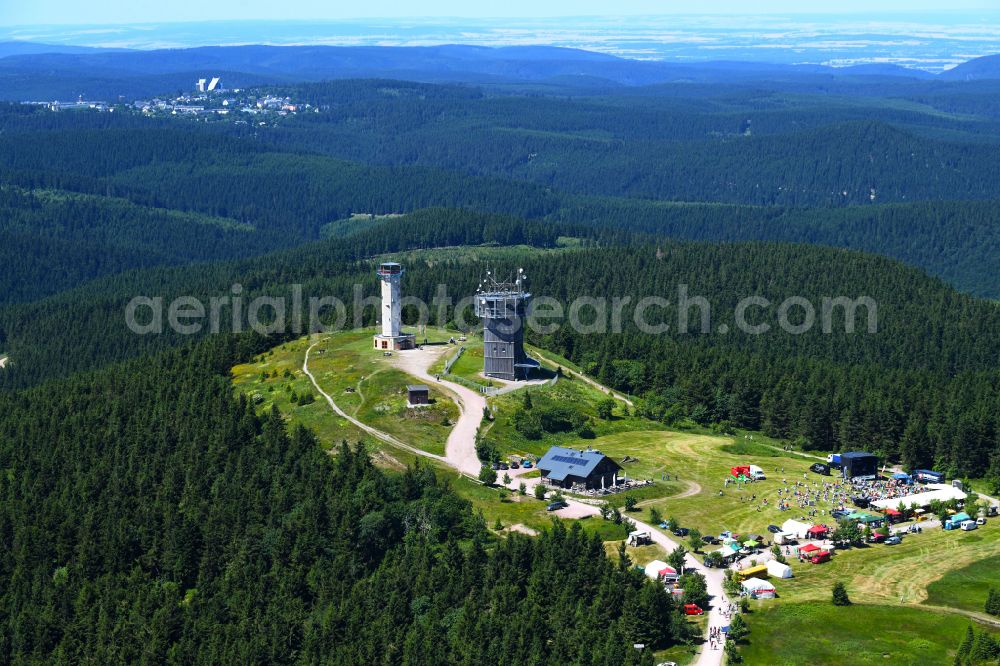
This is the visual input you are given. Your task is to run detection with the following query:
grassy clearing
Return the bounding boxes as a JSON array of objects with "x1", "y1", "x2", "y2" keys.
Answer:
[
  {"x1": 447, "y1": 341, "x2": 490, "y2": 386},
  {"x1": 771, "y1": 526, "x2": 1000, "y2": 605},
  {"x1": 625, "y1": 432, "x2": 835, "y2": 537},
  {"x1": 320, "y1": 212, "x2": 402, "y2": 239},
  {"x1": 602, "y1": 541, "x2": 668, "y2": 568},
  {"x1": 925, "y1": 552, "x2": 1000, "y2": 614},
  {"x1": 232, "y1": 328, "x2": 459, "y2": 462},
  {"x1": 232, "y1": 335, "x2": 366, "y2": 449},
  {"x1": 355, "y1": 368, "x2": 457, "y2": 457},
  {"x1": 377, "y1": 243, "x2": 580, "y2": 268},
  {"x1": 740, "y1": 602, "x2": 993, "y2": 665},
  {"x1": 483, "y1": 375, "x2": 666, "y2": 460}
]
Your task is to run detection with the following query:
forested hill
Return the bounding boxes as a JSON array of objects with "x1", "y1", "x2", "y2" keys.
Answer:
[
  {"x1": 0, "y1": 331, "x2": 684, "y2": 664},
  {"x1": 0, "y1": 187, "x2": 271, "y2": 305},
  {"x1": 0, "y1": 208, "x2": 998, "y2": 479},
  {"x1": 2, "y1": 87, "x2": 1000, "y2": 298}
]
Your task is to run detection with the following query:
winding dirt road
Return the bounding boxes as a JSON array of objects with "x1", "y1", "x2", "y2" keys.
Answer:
[{"x1": 303, "y1": 340, "x2": 448, "y2": 465}]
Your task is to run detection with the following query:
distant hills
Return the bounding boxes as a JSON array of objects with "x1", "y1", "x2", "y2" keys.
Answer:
[
  {"x1": 0, "y1": 42, "x2": 996, "y2": 100},
  {"x1": 942, "y1": 53, "x2": 1000, "y2": 80}
]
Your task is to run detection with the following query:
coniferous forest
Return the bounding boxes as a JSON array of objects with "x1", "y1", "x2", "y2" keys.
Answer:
[{"x1": 1, "y1": 46, "x2": 1000, "y2": 664}]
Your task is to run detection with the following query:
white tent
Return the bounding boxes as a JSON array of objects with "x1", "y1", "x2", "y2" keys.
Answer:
[
  {"x1": 782, "y1": 519, "x2": 811, "y2": 539},
  {"x1": 741, "y1": 577, "x2": 776, "y2": 599},
  {"x1": 870, "y1": 484, "x2": 967, "y2": 511},
  {"x1": 766, "y1": 560, "x2": 793, "y2": 579},
  {"x1": 643, "y1": 560, "x2": 678, "y2": 582}
]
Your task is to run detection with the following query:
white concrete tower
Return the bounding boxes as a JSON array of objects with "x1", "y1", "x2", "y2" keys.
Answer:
[
  {"x1": 378, "y1": 262, "x2": 402, "y2": 337},
  {"x1": 374, "y1": 262, "x2": 415, "y2": 351}
]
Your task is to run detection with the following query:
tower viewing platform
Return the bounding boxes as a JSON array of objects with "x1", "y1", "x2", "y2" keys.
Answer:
[{"x1": 475, "y1": 268, "x2": 540, "y2": 381}]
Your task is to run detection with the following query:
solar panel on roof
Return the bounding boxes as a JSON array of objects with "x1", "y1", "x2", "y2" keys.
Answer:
[{"x1": 551, "y1": 455, "x2": 585, "y2": 465}]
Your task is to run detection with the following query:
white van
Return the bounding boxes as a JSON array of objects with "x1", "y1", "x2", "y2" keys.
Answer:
[
  {"x1": 961, "y1": 520, "x2": 978, "y2": 531},
  {"x1": 748, "y1": 465, "x2": 766, "y2": 480}
]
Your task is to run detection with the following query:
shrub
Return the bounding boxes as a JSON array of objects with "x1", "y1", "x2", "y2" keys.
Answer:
[
  {"x1": 596, "y1": 398, "x2": 616, "y2": 420},
  {"x1": 832, "y1": 581, "x2": 851, "y2": 606},
  {"x1": 478, "y1": 466, "x2": 498, "y2": 486}
]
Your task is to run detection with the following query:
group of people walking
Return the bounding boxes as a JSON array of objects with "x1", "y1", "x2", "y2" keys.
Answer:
[{"x1": 709, "y1": 625, "x2": 725, "y2": 650}]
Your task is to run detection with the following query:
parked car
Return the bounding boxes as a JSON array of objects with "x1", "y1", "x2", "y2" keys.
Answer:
[
  {"x1": 498, "y1": 462, "x2": 509, "y2": 470},
  {"x1": 961, "y1": 520, "x2": 978, "y2": 531},
  {"x1": 885, "y1": 536, "x2": 902, "y2": 545},
  {"x1": 510, "y1": 461, "x2": 520, "y2": 469},
  {"x1": 767, "y1": 524, "x2": 781, "y2": 534},
  {"x1": 683, "y1": 604, "x2": 704, "y2": 616},
  {"x1": 702, "y1": 535, "x2": 720, "y2": 545},
  {"x1": 490, "y1": 462, "x2": 500, "y2": 470},
  {"x1": 852, "y1": 496, "x2": 871, "y2": 508},
  {"x1": 546, "y1": 500, "x2": 568, "y2": 512},
  {"x1": 977, "y1": 517, "x2": 987, "y2": 525},
  {"x1": 810, "y1": 463, "x2": 831, "y2": 475},
  {"x1": 672, "y1": 527, "x2": 689, "y2": 537},
  {"x1": 809, "y1": 551, "x2": 832, "y2": 564},
  {"x1": 522, "y1": 460, "x2": 533, "y2": 469},
  {"x1": 831, "y1": 509, "x2": 850, "y2": 519}
]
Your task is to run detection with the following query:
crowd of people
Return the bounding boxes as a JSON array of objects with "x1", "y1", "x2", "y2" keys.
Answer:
[
  {"x1": 849, "y1": 476, "x2": 920, "y2": 504},
  {"x1": 718, "y1": 465, "x2": 921, "y2": 521}
]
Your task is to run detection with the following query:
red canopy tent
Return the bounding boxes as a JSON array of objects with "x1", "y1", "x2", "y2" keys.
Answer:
[
  {"x1": 730, "y1": 465, "x2": 751, "y2": 477},
  {"x1": 807, "y1": 525, "x2": 829, "y2": 538},
  {"x1": 799, "y1": 543, "x2": 821, "y2": 555}
]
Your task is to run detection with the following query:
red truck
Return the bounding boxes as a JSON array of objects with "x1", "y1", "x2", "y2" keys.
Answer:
[
  {"x1": 809, "y1": 551, "x2": 832, "y2": 564},
  {"x1": 683, "y1": 604, "x2": 704, "y2": 616}
]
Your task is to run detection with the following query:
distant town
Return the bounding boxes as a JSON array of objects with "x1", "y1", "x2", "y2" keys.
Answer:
[{"x1": 25, "y1": 76, "x2": 311, "y2": 124}]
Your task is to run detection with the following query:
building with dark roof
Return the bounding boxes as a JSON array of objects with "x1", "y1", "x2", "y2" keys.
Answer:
[
  {"x1": 407, "y1": 385, "x2": 430, "y2": 406},
  {"x1": 537, "y1": 446, "x2": 622, "y2": 490},
  {"x1": 840, "y1": 451, "x2": 879, "y2": 480}
]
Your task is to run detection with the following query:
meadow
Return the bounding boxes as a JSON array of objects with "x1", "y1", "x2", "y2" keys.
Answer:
[
  {"x1": 232, "y1": 328, "x2": 1000, "y2": 665},
  {"x1": 232, "y1": 328, "x2": 458, "y2": 464}
]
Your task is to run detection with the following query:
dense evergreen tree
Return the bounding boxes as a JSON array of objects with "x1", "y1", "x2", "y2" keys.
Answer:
[{"x1": 0, "y1": 333, "x2": 684, "y2": 664}]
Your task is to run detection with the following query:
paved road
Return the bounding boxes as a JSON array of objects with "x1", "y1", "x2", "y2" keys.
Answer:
[{"x1": 305, "y1": 338, "x2": 726, "y2": 666}]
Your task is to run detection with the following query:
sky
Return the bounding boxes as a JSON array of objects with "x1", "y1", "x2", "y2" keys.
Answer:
[{"x1": 2, "y1": 0, "x2": 998, "y2": 27}]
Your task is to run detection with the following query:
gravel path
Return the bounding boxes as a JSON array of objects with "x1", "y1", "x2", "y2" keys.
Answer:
[
  {"x1": 394, "y1": 346, "x2": 485, "y2": 477},
  {"x1": 303, "y1": 340, "x2": 448, "y2": 465}
]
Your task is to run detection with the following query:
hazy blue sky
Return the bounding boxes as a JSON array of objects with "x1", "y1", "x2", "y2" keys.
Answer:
[{"x1": 2, "y1": 0, "x2": 996, "y2": 26}]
